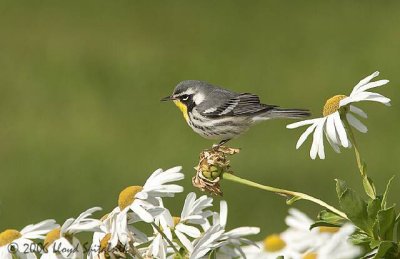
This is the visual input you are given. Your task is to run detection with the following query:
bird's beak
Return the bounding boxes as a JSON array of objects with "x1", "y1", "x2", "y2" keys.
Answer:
[{"x1": 160, "y1": 95, "x2": 176, "y2": 101}]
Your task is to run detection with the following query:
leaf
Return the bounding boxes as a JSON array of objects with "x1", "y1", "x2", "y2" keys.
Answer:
[
  {"x1": 310, "y1": 221, "x2": 341, "y2": 230},
  {"x1": 382, "y1": 176, "x2": 396, "y2": 210},
  {"x1": 373, "y1": 241, "x2": 398, "y2": 259},
  {"x1": 318, "y1": 210, "x2": 346, "y2": 224},
  {"x1": 367, "y1": 198, "x2": 382, "y2": 222},
  {"x1": 336, "y1": 180, "x2": 370, "y2": 233},
  {"x1": 367, "y1": 198, "x2": 382, "y2": 239},
  {"x1": 363, "y1": 175, "x2": 376, "y2": 200},
  {"x1": 370, "y1": 238, "x2": 381, "y2": 250},
  {"x1": 377, "y1": 206, "x2": 396, "y2": 240},
  {"x1": 349, "y1": 231, "x2": 371, "y2": 245},
  {"x1": 335, "y1": 179, "x2": 347, "y2": 198}
]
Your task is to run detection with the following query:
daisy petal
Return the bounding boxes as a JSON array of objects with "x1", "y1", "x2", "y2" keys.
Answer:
[
  {"x1": 346, "y1": 113, "x2": 368, "y2": 133},
  {"x1": 324, "y1": 129, "x2": 341, "y2": 153},
  {"x1": 350, "y1": 105, "x2": 367, "y2": 118},
  {"x1": 286, "y1": 118, "x2": 319, "y2": 129},
  {"x1": 131, "y1": 204, "x2": 154, "y2": 223},
  {"x1": 355, "y1": 79, "x2": 389, "y2": 94},
  {"x1": 176, "y1": 224, "x2": 201, "y2": 238},
  {"x1": 326, "y1": 115, "x2": 339, "y2": 145},
  {"x1": 175, "y1": 229, "x2": 194, "y2": 253},
  {"x1": 310, "y1": 119, "x2": 325, "y2": 159},
  {"x1": 351, "y1": 71, "x2": 379, "y2": 94},
  {"x1": 296, "y1": 122, "x2": 319, "y2": 149},
  {"x1": 219, "y1": 201, "x2": 228, "y2": 228},
  {"x1": 317, "y1": 127, "x2": 325, "y2": 159},
  {"x1": 332, "y1": 112, "x2": 349, "y2": 148}
]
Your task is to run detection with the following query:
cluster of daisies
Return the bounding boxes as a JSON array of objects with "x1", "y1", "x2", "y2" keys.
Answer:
[
  {"x1": 0, "y1": 166, "x2": 363, "y2": 259},
  {"x1": 0, "y1": 166, "x2": 260, "y2": 259},
  {"x1": 287, "y1": 71, "x2": 390, "y2": 159},
  {"x1": 242, "y1": 209, "x2": 361, "y2": 259}
]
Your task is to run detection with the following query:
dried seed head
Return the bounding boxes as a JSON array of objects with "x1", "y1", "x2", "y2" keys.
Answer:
[{"x1": 192, "y1": 145, "x2": 239, "y2": 195}]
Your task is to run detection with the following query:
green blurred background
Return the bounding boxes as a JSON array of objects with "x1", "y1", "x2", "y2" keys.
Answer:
[{"x1": 0, "y1": 0, "x2": 399, "y2": 241}]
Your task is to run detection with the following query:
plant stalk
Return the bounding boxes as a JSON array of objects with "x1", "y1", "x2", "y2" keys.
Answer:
[
  {"x1": 223, "y1": 172, "x2": 348, "y2": 219},
  {"x1": 151, "y1": 222, "x2": 180, "y2": 254}
]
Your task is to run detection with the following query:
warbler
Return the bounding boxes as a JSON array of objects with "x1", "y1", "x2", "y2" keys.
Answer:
[{"x1": 161, "y1": 80, "x2": 310, "y2": 146}]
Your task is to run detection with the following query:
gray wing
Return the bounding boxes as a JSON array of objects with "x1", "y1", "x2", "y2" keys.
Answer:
[{"x1": 198, "y1": 93, "x2": 277, "y2": 117}]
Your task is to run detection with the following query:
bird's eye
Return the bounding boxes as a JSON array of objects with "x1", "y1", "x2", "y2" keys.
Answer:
[{"x1": 181, "y1": 95, "x2": 189, "y2": 101}]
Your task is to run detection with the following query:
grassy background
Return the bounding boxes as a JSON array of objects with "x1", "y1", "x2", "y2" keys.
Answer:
[{"x1": 0, "y1": 0, "x2": 399, "y2": 241}]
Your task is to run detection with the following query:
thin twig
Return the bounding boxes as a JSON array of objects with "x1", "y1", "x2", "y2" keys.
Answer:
[
  {"x1": 223, "y1": 172, "x2": 348, "y2": 219},
  {"x1": 151, "y1": 222, "x2": 180, "y2": 254}
]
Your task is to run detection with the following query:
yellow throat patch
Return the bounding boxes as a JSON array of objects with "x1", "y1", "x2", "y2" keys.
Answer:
[{"x1": 173, "y1": 100, "x2": 189, "y2": 122}]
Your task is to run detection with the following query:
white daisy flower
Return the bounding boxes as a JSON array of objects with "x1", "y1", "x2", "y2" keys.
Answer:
[
  {"x1": 146, "y1": 192, "x2": 214, "y2": 258},
  {"x1": 0, "y1": 219, "x2": 58, "y2": 259},
  {"x1": 118, "y1": 166, "x2": 184, "y2": 223},
  {"x1": 287, "y1": 71, "x2": 390, "y2": 159},
  {"x1": 240, "y1": 235, "x2": 301, "y2": 259},
  {"x1": 41, "y1": 207, "x2": 102, "y2": 259},
  {"x1": 191, "y1": 201, "x2": 260, "y2": 259},
  {"x1": 243, "y1": 209, "x2": 359, "y2": 259},
  {"x1": 301, "y1": 224, "x2": 362, "y2": 259}
]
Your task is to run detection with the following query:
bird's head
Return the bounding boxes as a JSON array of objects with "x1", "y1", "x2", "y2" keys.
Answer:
[{"x1": 161, "y1": 80, "x2": 209, "y2": 120}]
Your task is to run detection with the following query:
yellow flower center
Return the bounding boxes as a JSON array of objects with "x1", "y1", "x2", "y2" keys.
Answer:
[
  {"x1": 263, "y1": 234, "x2": 286, "y2": 252},
  {"x1": 100, "y1": 213, "x2": 110, "y2": 222},
  {"x1": 173, "y1": 217, "x2": 181, "y2": 227},
  {"x1": 319, "y1": 226, "x2": 340, "y2": 233},
  {"x1": 118, "y1": 186, "x2": 143, "y2": 210},
  {"x1": 0, "y1": 229, "x2": 22, "y2": 247},
  {"x1": 100, "y1": 233, "x2": 111, "y2": 252},
  {"x1": 322, "y1": 95, "x2": 347, "y2": 117},
  {"x1": 303, "y1": 252, "x2": 318, "y2": 259},
  {"x1": 44, "y1": 228, "x2": 61, "y2": 248}
]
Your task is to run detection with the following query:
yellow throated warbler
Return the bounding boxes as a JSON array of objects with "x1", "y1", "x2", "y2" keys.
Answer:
[{"x1": 161, "y1": 80, "x2": 310, "y2": 145}]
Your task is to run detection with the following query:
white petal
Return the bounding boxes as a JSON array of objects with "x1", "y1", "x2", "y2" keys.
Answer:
[
  {"x1": 326, "y1": 115, "x2": 339, "y2": 145},
  {"x1": 324, "y1": 129, "x2": 341, "y2": 153},
  {"x1": 332, "y1": 112, "x2": 349, "y2": 148},
  {"x1": 286, "y1": 118, "x2": 319, "y2": 129},
  {"x1": 343, "y1": 91, "x2": 391, "y2": 106},
  {"x1": 350, "y1": 105, "x2": 368, "y2": 118},
  {"x1": 131, "y1": 203, "x2": 154, "y2": 223},
  {"x1": 224, "y1": 227, "x2": 260, "y2": 238},
  {"x1": 339, "y1": 96, "x2": 353, "y2": 107},
  {"x1": 181, "y1": 192, "x2": 196, "y2": 219},
  {"x1": 219, "y1": 201, "x2": 228, "y2": 228},
  {"x1": 175, "y1": 229, "x2": 194, "y2": 253},
  {"x1": 351, "y1": 71, "x2": 379, "y2": 94},
  {"x1": 21, "y1": 219, "x2": 58, "y2": 239},
  {"x1": 317, "y1": 126, "x2": 325, "y2": 159},
  {"x1": 310, "y1": 119, "x2": 325, "y2": 159},
  {"x1": 176, "y1": 224, "x2": 201, "y2": 238},
  {"x1": 296, "y1": 122, "x2": 318, "y2": 149},
  {"x1": 353, "y1": 79, "x2": 389, "y2": 94},
  {"x1": 347, "y1": 113, "x2": 368, "y2": 133},
  {"x1": 360, "y1": 92, "x2": 391, "y2": 105}
]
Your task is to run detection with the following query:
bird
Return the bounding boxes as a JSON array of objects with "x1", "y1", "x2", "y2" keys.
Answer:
[{"x1": 161, "y1": 80, "x2": 310, "y2": 146}]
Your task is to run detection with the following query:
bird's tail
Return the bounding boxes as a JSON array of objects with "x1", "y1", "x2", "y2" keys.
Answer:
[{"x1": 253, "y1": 107, "x2": 311, "y2": 121}]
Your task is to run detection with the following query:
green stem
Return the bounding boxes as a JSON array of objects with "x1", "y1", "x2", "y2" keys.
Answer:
[
  {"x1": 151, "y1": 222, "x2": 180, "y2": 254},
  {"x1": 223, "y1": 172, "x2": 348, "y2": 219},
  {"x1": 343, "y1": 119, "x2": 364, "y2": 177}
]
